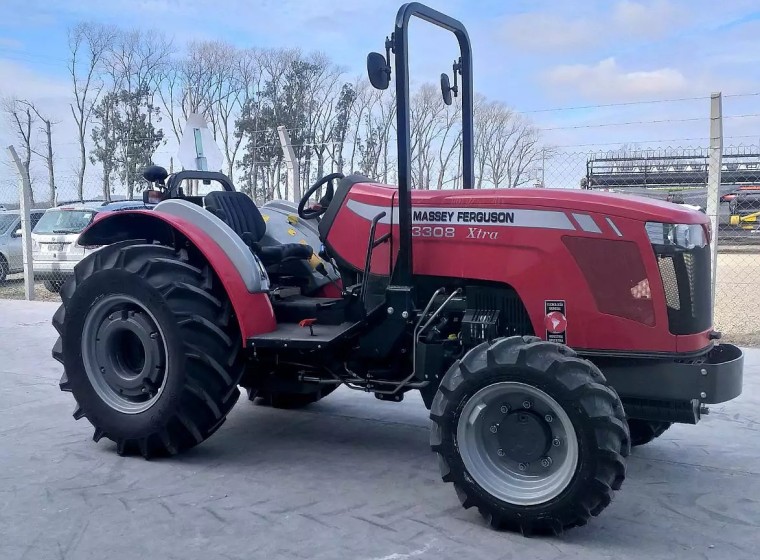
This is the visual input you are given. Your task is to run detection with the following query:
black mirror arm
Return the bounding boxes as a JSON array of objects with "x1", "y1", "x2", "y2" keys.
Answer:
[{"x1": 452, "y1": 58, "x2": 461, "y2": 97}]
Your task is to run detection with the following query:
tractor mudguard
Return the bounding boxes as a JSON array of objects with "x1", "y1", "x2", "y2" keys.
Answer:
[{"x1": 78, "y1": 206, "x2": 277, "y2": 342}]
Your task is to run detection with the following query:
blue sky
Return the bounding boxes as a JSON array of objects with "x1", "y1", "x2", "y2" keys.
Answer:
[{"x1": 2, "y1": 0, "x2": 760, "y2": 195}]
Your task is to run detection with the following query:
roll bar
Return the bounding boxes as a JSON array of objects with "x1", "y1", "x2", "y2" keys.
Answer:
[
  {"x1": 166, "y1": 170, "x2": 236, "y2": 197},
  {"x1": 368, "y1": 2, "x2": 474, "y2": 285}
]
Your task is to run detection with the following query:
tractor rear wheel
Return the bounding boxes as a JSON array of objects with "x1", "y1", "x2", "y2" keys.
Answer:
[
  {"x1": 627, "y1": 419, "x2": 671, "y2": 447},
  {"x1": 247, "y1": 384, "x2": 338, "y2": 409},
  {"x1": 430, "y1": 336, "x2": 630, "y2": 535},
  {"x1": 53, "y1": 241, "x2": 244, "y2": 458}
]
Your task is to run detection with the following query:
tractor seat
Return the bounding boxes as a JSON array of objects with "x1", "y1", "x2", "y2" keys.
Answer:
[{"x1": 204, "y1": 191, "x2": 313, "y2": 265}]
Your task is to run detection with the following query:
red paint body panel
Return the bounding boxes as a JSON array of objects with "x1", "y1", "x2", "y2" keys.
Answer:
[
  {"x1": 325, "y1": 183, "x2": 712, "y2": 354},
  {"x1": 80, "y1": 210, "x2": 276, "y2": 343},
  {"x1": 315, "y1": 280, "x2": 344, "y2": 298}
]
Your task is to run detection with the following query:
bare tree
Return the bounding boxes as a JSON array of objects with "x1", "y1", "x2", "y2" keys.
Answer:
[
  {"x1": 483, "y1": 103, "x2": 518, "y2": 187},
  {"x1": 376, "y1": 89, "x2": 397, "y2": 183},
  {"x1": 410, "y1": 84, "x2": 446, "y2": 189},
  {"x1": 346, "y1": 80, "x2": 377, "y2": 172},
  {"x1": 2, "y1": 98, "x2": 36, "y2": 203},
  {"x1": 436, "y1": 100, "x2": 461, "y2": 189},
  {"x1": 209, "y1": 46, "x2": 263, "y2": 179},
  {"x1": 303, "y1": 53, "x2": 344, "y2": 186},
  {"x1": 474, "y1": 98, "x2": 543, "y2": 188},
  {"x1": 104, "y1": 29, "x2": 170, "y2": 196},
  {"x1": 473, "y1": 94, "x2": 494, "y2": 188},
  {"x1": 68, "y1": 23, "x2": 116, "y2": 201},
  {"x1": 18, "y1": 101, "x2": 57, "y2": 203},
  {"x1": 505, "y1": 117, "x2": 542, "y2": 187}
]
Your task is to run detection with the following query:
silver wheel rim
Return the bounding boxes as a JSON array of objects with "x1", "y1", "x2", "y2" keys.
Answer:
[
  {"x1": 456, "y1": 381, "x2": 579, "y2": 506},
  {"x1": 81, "y1": 294, "x2": 168, "y2": 414}
]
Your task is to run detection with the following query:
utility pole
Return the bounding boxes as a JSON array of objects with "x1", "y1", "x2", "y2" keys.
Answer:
[
  {"x1": 541, "y1": 148, "x2": 546, "y2": 188},
  {"x1": 706, "y1": 92, "x2": 723, "y2": 306}
]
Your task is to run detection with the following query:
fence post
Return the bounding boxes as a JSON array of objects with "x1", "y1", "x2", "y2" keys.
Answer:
[
  {"x1": 706, "y1": 93, "x2": 723, "y2": 307},
  {"x1": 7, "y1": 145, "x2": 35, "y2": 301},
  {"x1": 277, "y1": 126, "x2": 300, "y2": 202}
]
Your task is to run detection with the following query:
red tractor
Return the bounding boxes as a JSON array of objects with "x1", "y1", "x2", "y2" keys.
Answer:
[{"x1": 54, "y1": 3, "x2": 743, "y2": 535}]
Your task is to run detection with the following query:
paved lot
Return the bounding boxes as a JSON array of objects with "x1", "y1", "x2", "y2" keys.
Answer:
[{"x1": 1, "y1": 300, "x2": 758, "y2": 560}]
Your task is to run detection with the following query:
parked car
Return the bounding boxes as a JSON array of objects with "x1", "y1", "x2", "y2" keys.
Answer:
[
  {"x1": 0, "y1": 209, "x2": 45, "y2": 282},
  {"x1": 32, "y1": 200, "x2": 150, "y2": 292}
]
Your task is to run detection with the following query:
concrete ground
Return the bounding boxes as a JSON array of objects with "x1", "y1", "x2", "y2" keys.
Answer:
[{"x1": 1, "y1": 300, "x2": 758, "y2": 560}]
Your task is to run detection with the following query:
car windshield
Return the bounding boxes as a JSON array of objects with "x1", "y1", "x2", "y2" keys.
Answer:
[
  {"x1": 0, "y1": 214, "x2": 17, "y2": 234},
  {"x1": 34, "y1": 209, "x2": 95, "y2": 235}
]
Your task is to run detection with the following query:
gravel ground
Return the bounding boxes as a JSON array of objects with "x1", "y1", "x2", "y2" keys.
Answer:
[
  {"x1": 1, "y1": 299, "x2": 758, "y2": 560},
  {"x1": 0, "y1": 274, "x2": 62, "y2": 302},
  {"x1": 714, "y1": 249, "x2": 760, "y2": 347}
]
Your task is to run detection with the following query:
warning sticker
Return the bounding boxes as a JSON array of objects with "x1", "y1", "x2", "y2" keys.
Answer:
[{"x1": 544, "y1": 300, "x2": 567, "y2": 344}]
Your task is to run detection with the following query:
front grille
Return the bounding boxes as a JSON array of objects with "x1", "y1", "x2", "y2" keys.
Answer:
[{"x1": 655, "y1": 245, "x2": 711, "y2": 334}]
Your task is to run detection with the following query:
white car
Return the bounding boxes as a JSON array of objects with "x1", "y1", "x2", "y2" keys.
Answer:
[
  {"x1": 0, "y1": 209, "x2": 45, "y2": 282},
  {"x1": 32, "y1": 200, "x2": 149, "y2": 292}
]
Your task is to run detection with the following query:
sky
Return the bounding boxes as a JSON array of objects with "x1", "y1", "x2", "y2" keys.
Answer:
[{"x1": 1, "y1": 0, "x2": 760, "y2": 198}]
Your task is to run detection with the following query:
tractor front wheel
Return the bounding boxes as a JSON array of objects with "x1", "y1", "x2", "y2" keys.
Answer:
[
  {"x1": 53, "y1": 241, "x2": 244, "y2": 458},
  {"x1": 430, "y1": 336, "x2": 630, "y2": 535}
]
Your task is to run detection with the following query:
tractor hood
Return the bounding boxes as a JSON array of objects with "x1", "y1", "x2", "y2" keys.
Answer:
[{"x1": 413, "y1": 188, "x2": 708, "y2": 225}]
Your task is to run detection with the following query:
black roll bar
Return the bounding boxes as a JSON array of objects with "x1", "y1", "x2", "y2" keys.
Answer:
[
  {"x1": 391, "y1": 2, "x2": 474, "y2": 285},
  {"x1": 166, "y1": 170, "x2": 236, "y2": 197}
]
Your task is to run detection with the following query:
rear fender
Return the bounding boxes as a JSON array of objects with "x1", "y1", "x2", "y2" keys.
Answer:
[{"x1": 78, "y1": 204, "x2": 276, "y2": 341}]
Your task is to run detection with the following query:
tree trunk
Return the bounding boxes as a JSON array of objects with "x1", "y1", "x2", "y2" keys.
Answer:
[
  {"x1": 78, "y1": 135, "x2": 86, "y2": 201},
  {"x1": 44, "y1": 120, "x2": 56, "y2": 204}
]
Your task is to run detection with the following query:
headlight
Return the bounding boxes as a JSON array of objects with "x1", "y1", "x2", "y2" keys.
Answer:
[{"x1": 645, "y1": 222, "x2": 706, "y2": 249}]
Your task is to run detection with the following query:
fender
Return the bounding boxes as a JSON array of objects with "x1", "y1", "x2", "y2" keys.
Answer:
[{"x1": 78, "y1": 203, "x2": 277, "y2": 341}]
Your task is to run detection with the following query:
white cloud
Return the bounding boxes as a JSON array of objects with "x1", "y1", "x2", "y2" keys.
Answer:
[
  {"x1": 501, "y1": 0, "x2": 683, "y2": 53},
  {"x1": 612, "y1": 0, "x2": 680, "y2": 39},
  {"x1": 501, "y1": 13, "x2": 595, "y2": 52},
  {"x1": 0, "y1": 38, "x2": 24, "y2": 50},
  {"x1": 544, "y1": 57, "x2": 689, "y2": 101},
  {"x1": 0, "y1": 59, "x2": 70, "y2": 102}
]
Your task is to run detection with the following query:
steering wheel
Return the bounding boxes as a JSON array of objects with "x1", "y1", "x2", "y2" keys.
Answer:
[{"x1": 298, "y1": 173, "x2": 344, "y2": 220}]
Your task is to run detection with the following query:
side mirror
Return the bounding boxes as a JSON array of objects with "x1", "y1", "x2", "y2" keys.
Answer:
[
  {"x1": 367, "y1": 52, "x2": 391, "y2": 90},
  {"x1": 143, "y1": 189, "x2": 165, "y2": 205},
  {"x1": 440, "y1": 73, "x2": 453, "y2": 106},
  {"x1": 143, "y1": 165, "x2": 169, "y2": 185},
  {"x1": 12, "y1": 228, "x2": 22, "y2": 238}
]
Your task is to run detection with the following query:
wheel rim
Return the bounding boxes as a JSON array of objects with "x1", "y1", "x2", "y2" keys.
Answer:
[
  {"x1": 81, "y1": 294, "x2": 168, "y2": 414},
  {"x1": 456, "y1": 381, "x2": 579, "y2": 506}
]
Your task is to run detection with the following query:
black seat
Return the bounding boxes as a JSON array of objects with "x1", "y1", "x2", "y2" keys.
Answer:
[{"x1": 204, "y1": 191, "x2": 313, "y2": 266}]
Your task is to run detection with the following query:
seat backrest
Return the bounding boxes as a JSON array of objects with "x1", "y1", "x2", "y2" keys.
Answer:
[{"x1": 205, "y1": 191, "x2": 266, "y2": 242}]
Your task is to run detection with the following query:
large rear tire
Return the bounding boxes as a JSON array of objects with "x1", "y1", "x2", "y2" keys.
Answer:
[
  {"x1": 430, "y1": 336, "x2": 630, "y2": 535},
  {"x1": 0, "y1": 255, "x2": 8, "y2": 283},
  {"x1": 53, "y1": 241, "x2": 244, "y2": 458},
  {"x1": 628, "y1": 419, "x2": 671, "y2": 447}
]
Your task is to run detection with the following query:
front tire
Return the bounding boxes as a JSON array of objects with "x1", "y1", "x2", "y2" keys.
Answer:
[
  {"x1": 53, "y1": 241, "x2": 244, "y2": 458},
  {"x1": 430, "y1": 336, "x2": 630, "y2": 535}
]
